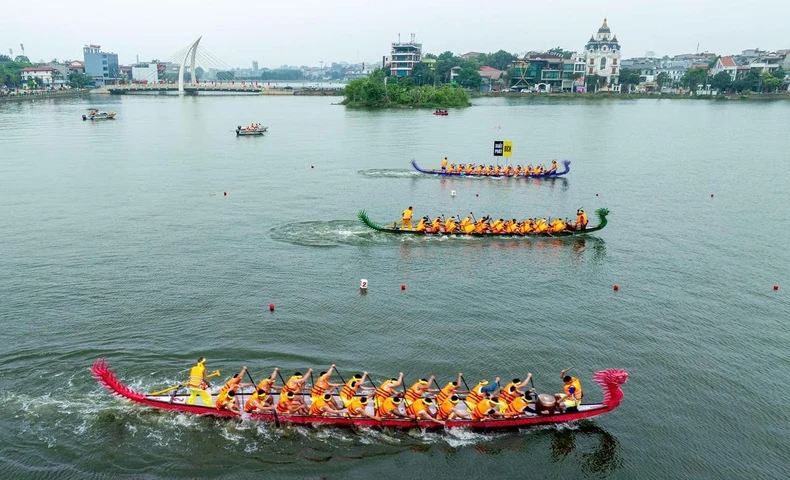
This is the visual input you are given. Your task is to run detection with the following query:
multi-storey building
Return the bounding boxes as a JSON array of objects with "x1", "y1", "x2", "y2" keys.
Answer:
[
  {"x1": 83, "y1": 45, "x2": 119, "y2": 86},
  {"x1": 584, "y1": 18, "x2": 621, "y2": 91},
  {"x1": 390, "y1": 34, "x2": 422, "y2": 77}
]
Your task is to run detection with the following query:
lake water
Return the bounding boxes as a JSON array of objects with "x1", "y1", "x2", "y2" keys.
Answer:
[{"x1": 0, "y1": 94, "x2": 788, "y2": 479}]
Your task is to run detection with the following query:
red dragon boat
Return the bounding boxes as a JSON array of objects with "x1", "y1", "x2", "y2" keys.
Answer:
[{"x1": 91, "y1": 359, "x2": 627, "y2": 431}]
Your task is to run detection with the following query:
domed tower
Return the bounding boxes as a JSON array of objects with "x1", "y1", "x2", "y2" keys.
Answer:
[{"x1": 584, "y1": 18, "x2": 622, "y2": 92}]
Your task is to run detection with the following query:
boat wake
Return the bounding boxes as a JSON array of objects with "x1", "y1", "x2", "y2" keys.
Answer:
[
  {"x1": 269, "y1": 220, "x2": 392, "y2": 247},
  {"x1": 357, "y1": 169, "x2": 422, "y2": 179}
]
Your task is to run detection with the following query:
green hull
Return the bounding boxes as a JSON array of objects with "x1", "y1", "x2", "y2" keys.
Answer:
[{"x1": 358, "y1": 208, "x2": 609, "y2": 237}]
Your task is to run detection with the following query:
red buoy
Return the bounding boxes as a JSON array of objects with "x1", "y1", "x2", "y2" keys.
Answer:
[
  {"x1": 711, "y1": 194, "x2": 714, "y2": 198},
  {"x1": 223, "y1": 191, "x2": 227, "y2": 196},
  {"x1": 401, "y1": 284, "x2": 406, "y2": 291},
  {"x1": 595, "y1": 193, "x2": 599, "y2": 197},
  {"x1": 774, "y1": 285, "x2": 779, "y2": 291},
  {"x1": 476, "y1": 193, "x2": 479, "y2": 197},
  {"x1": 269, "y1": 303, "x2": 275, "y2": 312},
  {"x1": 311, "y1": 165, "x2": 314, "y2": 169},
  {"x1": 613, "y1": 284, "x2": 619, "y2": 291}
]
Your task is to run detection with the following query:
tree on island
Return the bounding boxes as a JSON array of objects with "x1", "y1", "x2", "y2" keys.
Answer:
[{"x1": 342, "y1": 68, "x2": 470, "y2": 108}]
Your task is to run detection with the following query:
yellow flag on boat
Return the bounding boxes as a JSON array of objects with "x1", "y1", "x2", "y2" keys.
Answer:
[{"x1": 503, "y1": 141, "x2": 513, "y2": 157}]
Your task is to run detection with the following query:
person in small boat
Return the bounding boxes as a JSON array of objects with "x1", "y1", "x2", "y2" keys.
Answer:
[
  {"x1": 217, "y1": 389, "x2": 241, "y2": 414},
  {"x1": 575, "y1": 209, "x2": 588, "y2": 230},
  {"x1": 309, "y1": 393, "x2": 345, "y2": 416},
  {"x1": 245, "y1": 389, "x2": 276, "y2": 413},
  {"x1": 548, "y1": 160, "x2": 558, "y2": 174},
  {"x1": 434, "y1": 373, "x2": 464, "y2": 405},
  {"x1": 555, "y1": 369, "x2": 583, "y2": 409},
  {"x1": 496, "y1": 374, "x2": 534, "y2": 404},
  {"x1": 345, "y1": 396, "x2": 380, "y2": 420},
  {"x1": 339, "y1": 372, "x2": 375, "y2": 407},
  {"x1": 373, "y1": 373, "x2": 404, "y2": 412},
  {"x1": 310, "y1": 364, "x2": 343, "y2": 399},
  {"x1": 436, "y1": 394, "x2": 472, "y2": 420},
  {"x1": 505, "y1": 393, "x2": 535, "y2": 417},
  {"x1": 401, "y1": 206, "x2": 414, "y2": 230},
  {"x1": 377, "y1": 393, "x2": 412, "y2": 419},
  {"x1": 444, "y1": 215, "x2": 458, "y2": 233},
  {"x1": 404, "y1": 376, "x2": 436, "y2": 405},
  {"x1": 533, "y1": 218, "x2": 549, "y2": 234},
  {"x1": 441, "y1": 157, "x2": 448, "y2": 172},
  {"x1": 276, "y1": 390, "x2": 309, "y2": 414},
  {"x1": 282, "y1": 369, "x2": 313, "y2": 409},
  {"x1": 186, "y1": 357, "x2": 212, "y2": 406},
  {"x1": 406, "y1": 397, "x2": 445, "y2": 425},
  {"x1": 550, "y1": 218, "x2": 567, "y2": 234}
]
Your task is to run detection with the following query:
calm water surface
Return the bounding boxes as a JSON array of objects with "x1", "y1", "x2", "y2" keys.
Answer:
[{"x1": 0, "y1": 95, "x2": 788, "y2": 479}]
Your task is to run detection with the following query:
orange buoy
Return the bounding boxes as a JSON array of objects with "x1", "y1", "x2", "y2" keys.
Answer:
[
  {"x1": 774, "y1": 285, "x2": 779, "y2": 291},
  {"x1": 269, "y1": 303, "x2": 275, "y2": 312},
  {"x1": 401, "y1": 284, "x2": 406, "y2": 291},
  {"x1": 613, "y1": 284, "x2": 619, "y2": 291}
]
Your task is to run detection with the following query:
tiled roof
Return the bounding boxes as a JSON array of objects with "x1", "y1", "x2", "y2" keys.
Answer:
[
  {"x1": 20, "y1": 66, "x2": 55, "y2": 72},
  {"x1": 719, "y1": 57, "x2": 737, "y2": 68}
]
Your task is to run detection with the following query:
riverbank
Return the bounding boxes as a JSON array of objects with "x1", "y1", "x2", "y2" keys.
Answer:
[
  {"x1": 471, "y1": 91, "x2": 790, "y2": 101},
  {"x1": 0, "y1": 89, "x2": 92, "y2": 103}
]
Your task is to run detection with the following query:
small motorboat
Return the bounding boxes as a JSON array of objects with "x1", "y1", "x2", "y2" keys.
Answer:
[
  {"x1": 433, "y1": 109, "x2": 449, "y2": 116},
  {"x1": 236, "y1": 124, "x2": 268, "y2": 136},
  {"x1": 82, "y1": 109, "x2": 116, "y2": 121}
]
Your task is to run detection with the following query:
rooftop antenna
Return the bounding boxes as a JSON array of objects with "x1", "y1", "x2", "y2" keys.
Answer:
[
  {"x1": 696, "y1": 43, "x2": 699, "y2": 54},
  {"x1": 398, "y1": 33, "x2": 401, "y2": 44}
]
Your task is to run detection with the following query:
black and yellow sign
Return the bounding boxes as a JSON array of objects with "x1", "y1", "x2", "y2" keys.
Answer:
[{"x1": 494, "y1": 140, "x2": 513, "y2": 157}]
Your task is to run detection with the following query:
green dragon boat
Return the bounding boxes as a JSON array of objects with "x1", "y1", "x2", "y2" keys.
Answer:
[{"x1": 358, "y1": 208, "x2": 609, "y2": 237}]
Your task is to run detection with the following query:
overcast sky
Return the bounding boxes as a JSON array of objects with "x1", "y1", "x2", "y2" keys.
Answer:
[{"x1": 2, "y1": 0, "x2": 789, "y2": 68}]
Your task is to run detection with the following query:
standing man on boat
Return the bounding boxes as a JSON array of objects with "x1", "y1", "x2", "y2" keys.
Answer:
[
  {"x1": 575, "y1": 209, "x2": 588, "y2": 230},
  {"x1": 441, "y1": 157, "x2": 448, "y2": 172},
  {"x1": 401, "y1": 206, "x2": 414, "y2": 230},
  {"x1": 186, "y1": 357, "x2": 212, "y2": 406}
]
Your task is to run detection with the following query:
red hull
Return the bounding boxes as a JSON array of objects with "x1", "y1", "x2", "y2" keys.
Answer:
[{"x1": 91, "y1": 359, "x2": 627, "y2": 431}]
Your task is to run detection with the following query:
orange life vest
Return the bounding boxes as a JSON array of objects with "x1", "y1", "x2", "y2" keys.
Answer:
[
  {"x1": 340, "y1": 379, "x2": 360, "y2": 403},
  {"x1": 377, "y1": 396, "x2": 402, "y2": 417},
  {"x1": 471, "y1": 399, "x2": 497, "y2": 420},
  {"x1": 345, "y1": 397, "x2": 368, "y2": 417},
  {"x1": 308, "y1": 394, "x2": 332, "y2": 416},
  {"x1": 564, "y1": 377, "x2": 583, "y2": 401},
  {"x1": 310, "y1": 376, "x2": 329, "y2": 397},
  {"x1": 406, "y1": 398, "x2": 431, "y2": 416},
  {"x1": 499, "y1": 382, "x2": 520, "y2": 404},
  {"x1": 436, "y1": 382, "x2": 457, "y2": 405},
  {"x1": 436, "y1": 396, "x2": 459, "y2": 420},
  {"x1": 466, "y1": 383, "x2": 487, "y2": 404},
  {"x1": 281, "y1": 375, "x2": 302, "y2": 395},
  {"x1": 405, "y1": 380, "x2": 428, "y2": 403},
  {"x1": 244, "y1": 391, "x2": 268, "y2": 412},
  {"x1": 505, "y1": 395, "x2": 531, "y2": 416}
]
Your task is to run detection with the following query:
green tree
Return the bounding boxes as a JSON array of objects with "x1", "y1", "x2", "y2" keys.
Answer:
[
  {"x1": 457, "y1": 67, "x2": 482, "y2": 89},
  {"x1": 342, "y1": 68, "x2": 470, "y2": 108},
  {"x1": 411, "y1": 61, "x2": 437, "y2": 86},
  {"x1": 68, "y1": 71, "x2": 92, "y2": 88},
  {"x1": 618, "y1": 68, "x2": 641, "y2": 92},
  {"x1": 0, "y1": 54, "x2": 11, "y2": 62},
  {"x1": 585, "y1": 74, "x2": 605, "y2": 91},
  {"x1": 762, "y1": 71, "x2": 782, "y2": 91},
  {"x1": 710, "y1": 71, "x2": 732, "y2": 92},
  {"x1": 482, "y1": 50, "x2": 517, "y2": 70},
  {"x1": 14, "y1": 55, "x2": 31, "y2": 65},
  {"x1": 733, "y1": 70, "x2": 760, "y2": 92},
  {"x1": 655, "y1": 72, "x2": 669, "y2": 89},
  {"x1": 680, "y1": 68, "x2": 709, "y2": 91}
]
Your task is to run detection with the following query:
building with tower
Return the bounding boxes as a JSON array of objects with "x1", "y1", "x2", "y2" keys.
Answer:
[{"x1": 584, "y1": 19, "x2": 621, "y2": 92}]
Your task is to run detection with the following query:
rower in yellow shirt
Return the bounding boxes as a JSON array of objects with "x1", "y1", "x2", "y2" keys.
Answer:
[
  {"x1": 550, "y1": 218, "x2": 566, "y2": 233},
  {"x1": 533, "y1": 218, "x2": 548, "y2": 234},
  {"x1": 504, "y1": 219, "x2": 518, "y2": 234},
  {"x1": 455, "y1": 164, "x2": 463, "y2": 174},
  {"x1": 484, "y1": 165, "x2": 492, "y2": 176},
  {"x1": 493, "y1": 166, "x2": 501, "y2": 176},
  {"x1": 525, "y1": 164, "x2": 533, "y2": 176},
  {"x1": 415, "y1": 217, "x2": 428, "y2": 233},
  {"x1": 465, "y1": 164, "x2": 474, "y2": 175},
  {"x1": 401, "y1": 206, "x2": 414, "y2": 230},
  {"x1": 490, "y1": 218, "x2": 505, "y2": 234},
  {"x1": 519, "y1": 219, "x2": 534, "y2": 234},
  {"x1": 576, "y1": 209, "x2": 588, "y2": 230},
  {"x1": 440, "y1": 157, "x2": 448, "y2": 172},
  {"x1": 460, "y1": 215, "x2": 475, "y2": 234},
  {"x1": 430, "y1": 216, "x2": 443, "y2": 233},
  {"x1": 474, "y1": 165, "x2": 484, "y2": 175},
  {"x1": 513, "y1": 165, "x2": 522, "y2": 176},
  {"x1": 444, "y1": 216, "x2": 457, "y2": 233},
  {"x1": 474, "y1": 217, "x2": 490, "y2": 234}
]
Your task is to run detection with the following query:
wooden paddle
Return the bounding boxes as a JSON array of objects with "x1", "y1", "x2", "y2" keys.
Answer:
[{"x1": 150, "y1": 370, "x2": 220, "y2": 396}]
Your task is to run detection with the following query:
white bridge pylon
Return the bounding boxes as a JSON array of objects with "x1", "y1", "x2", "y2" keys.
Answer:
[{"x1": 178, "y1": 36, "x2": 202, "y2": 95}]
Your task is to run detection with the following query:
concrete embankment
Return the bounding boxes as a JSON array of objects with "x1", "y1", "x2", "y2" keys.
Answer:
[{"x1": 0, "y1": 89, "x2": 93, "y2": 103}]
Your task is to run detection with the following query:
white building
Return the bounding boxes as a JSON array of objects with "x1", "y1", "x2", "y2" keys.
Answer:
[
  {"x1": 390, "y1": 34, "x2": 422, "y2": 77},
  {"x1": 20, "y1": 66, "x2": 56, "y2": 87},
  {"x1": 132, "y1": 62, "x2": 159, "y2": 83},
  {"x1": 710, "y1": 57, "x2": 738, "y2": 81},
  {"x1": 584, "y1": 18, "x2": 621, "y2": 92}
]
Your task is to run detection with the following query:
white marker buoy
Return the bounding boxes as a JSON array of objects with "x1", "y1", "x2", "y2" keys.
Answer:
[
  {"x1": 451, "y1": 190, "x2": 456, "y2": 197},
  {"x1": 360, "y1": 279, "x2": 368, "y2": 290}
]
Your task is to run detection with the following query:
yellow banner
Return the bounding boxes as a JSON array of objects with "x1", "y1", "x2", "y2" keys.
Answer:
[{"x1": 503, "y1": 140, "x2": 513, "y2": 157}]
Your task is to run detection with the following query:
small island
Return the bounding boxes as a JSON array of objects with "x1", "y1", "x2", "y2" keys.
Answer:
[{"x1": 342, "y1": 69, "x2": 470, "y2": 108}]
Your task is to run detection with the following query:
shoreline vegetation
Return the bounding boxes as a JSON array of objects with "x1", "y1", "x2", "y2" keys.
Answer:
[
  {"x1": 342, "y1": 70, "x2": 470, "y2": 108},
  {"x1": 0, "y1": 88, "x2": 92, "y2": 103},
  {"x1": 470, "y1": 91, "x2": 790, "y2": 101}
]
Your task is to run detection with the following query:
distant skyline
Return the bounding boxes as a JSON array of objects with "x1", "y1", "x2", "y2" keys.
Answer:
[{"x1": 3, "y1": 0, "x2": 789, "y2": 67}]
